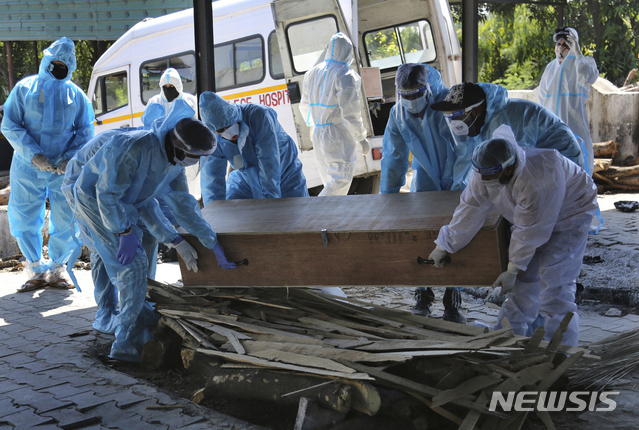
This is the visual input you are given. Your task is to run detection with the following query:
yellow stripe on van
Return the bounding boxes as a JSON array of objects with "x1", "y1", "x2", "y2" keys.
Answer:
[
  {"x1": 94, "y1": 111, "x2": 143, "y2": 126},
  {"x1": 95, "y1": 85, "x2": 288, "y2": 127}
]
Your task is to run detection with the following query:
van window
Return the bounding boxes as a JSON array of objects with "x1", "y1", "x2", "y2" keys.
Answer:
[
  {"x1": 215, "y1": 35, "x2": 265, "y2": 91},
  {"x1": 268, "y1": 31, "x2": 285, "y2": 80},
  {"x1": 140, "y1": 52, "x2": 196, "y2": 104},
  {"x1": 93, "y1": 71, "x2": 128, "y2": 116},
  {"x1": 364, "y1": 20, "x2": 437, "y2": 70},
  {"x1": 286, "y1": 16, "x2": 338, "y2": 74}
]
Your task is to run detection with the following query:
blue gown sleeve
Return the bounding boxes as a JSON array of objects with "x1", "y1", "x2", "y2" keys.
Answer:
[
  {"x1": 1, "y1": 80, "x2": 43, "y2": 163},
  {"x1": 380, "y1": 111, "x2": 410, "y2": 194},
  {"x1": 248, "y1": 110, "x2": 281, "y2": 199},
  {"x1": 138, "y1": 199, "x2": 180, "y2": 244},
  {"x1": 163, "y1": 170, "x2": 219, "y2": 249},
  {"x1": 200, "y1": 147, "x2": 229, "y2": 205}
]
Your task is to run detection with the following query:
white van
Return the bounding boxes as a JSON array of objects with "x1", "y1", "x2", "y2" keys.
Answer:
[{"x1": 87, "y1": 0, "x2": 461, "y2": 195}]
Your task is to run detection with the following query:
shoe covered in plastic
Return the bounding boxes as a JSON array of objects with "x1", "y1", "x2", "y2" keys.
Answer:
[
  {"x1": 443, "y1": 307, "x2": 467, "y2": 325},
  {"x1": 411, "y1": 289, "x2": 433, "y2": 316}
]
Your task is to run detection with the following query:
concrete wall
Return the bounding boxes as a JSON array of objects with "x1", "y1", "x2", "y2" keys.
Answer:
[{"x1": 508, "y1": 77, "x2": 639, "y2": 162}]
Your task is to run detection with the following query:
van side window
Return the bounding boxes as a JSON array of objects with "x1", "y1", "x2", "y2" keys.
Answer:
[
  {"x1": 140, "y1": 53, "x2": 196, "y2": 105},
  {"x1": 364, "y1": 20, "x2": 437, "y2": 70},
  {"x1": 286, "y1": 16, "x2": 338, "y2": 74},
  {"x1": 93, "y1": 71, "x2": 128, "y2": 116},
  {"x1": 268, "y1": 31, "x2": 285, "y2": 80},
  {"x1": 215, "y1": 35, "x2": 265, "y2": 90}
]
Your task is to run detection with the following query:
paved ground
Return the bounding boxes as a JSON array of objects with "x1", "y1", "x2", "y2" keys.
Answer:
[
  {"x1": 1, "y1": 192, "x2": 638, "y2": 429},
  {"x1": 0, "y1": 265, "x2": 265, "y2": 430}
]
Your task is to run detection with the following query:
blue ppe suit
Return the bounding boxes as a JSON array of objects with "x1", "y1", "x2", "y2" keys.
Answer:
[
  {"x1": 199, "y1": 92, "x2": 308, "y2": 205},
  {"x1": 449, "y1": 83, "x2": 584, "y2": 187},
  {"x1": 435, "y1": 144, "x2": 597, "y2": 346},
  {"x1": 2, "y1": 37, "x2": 95, "y2": 273},
  {"x1": 380, "y1": 65, "x2": 458, "y2": 193},
  {"x1": 72, "y1": 101, "x2": 220, "y2": 362}
]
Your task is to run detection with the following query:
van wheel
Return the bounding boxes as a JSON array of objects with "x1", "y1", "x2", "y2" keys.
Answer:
[{"x1": 348, "y1": 174, "x2": 381, "y2": 195}]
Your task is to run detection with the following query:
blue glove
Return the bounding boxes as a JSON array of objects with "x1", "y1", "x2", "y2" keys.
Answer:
[
  {"x1": 212, "y1": 243, "x2": 237, "y2": 270},
  {"x1": 117, "y1": 231, "x2": 141, "y2": 265}
]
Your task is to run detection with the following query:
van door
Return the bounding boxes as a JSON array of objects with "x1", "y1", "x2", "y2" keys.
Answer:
[
  {"x1": 271, "y1": 0, "x2": 374, "y2": 152},
  {"x1": 89, "y1": 66, "x2": 134, "y2": 131}
]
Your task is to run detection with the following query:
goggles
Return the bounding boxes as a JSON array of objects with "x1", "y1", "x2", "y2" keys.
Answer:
[
  {"x1": 443, "y1": 100, "x2": 485, "y2": 119},
  {"x1": 472, "y1": 154, "x2": 516, "y2": 175},
  {"x1": 172, "y1": 127, "x2": 215, "y2": 158}
]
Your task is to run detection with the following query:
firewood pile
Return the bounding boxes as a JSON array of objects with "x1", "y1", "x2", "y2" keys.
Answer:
[
  {"x1": 144, "y1": 279, "x2": 599, "y2": 430},
  {"x1": 620, "y1": 69, "x2": 639, "y2": 92},
  {"x1": 592, "y1": 140, "x2": 639, "y2": 192},
  {"x1": 0, "y1": 175, "x2": 9, "y2": 205}
]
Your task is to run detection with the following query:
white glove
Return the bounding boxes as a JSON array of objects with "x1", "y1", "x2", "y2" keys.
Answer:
[
  {"x1": 566, "y1": 35, "x2": 582, "y2": 57},
  {"x1": 493, "y1": 262, "x2": 519, "y2": 295},
  {"x1": 56, "y1": 159, "x2": 70, "y2": 175},
  {"x1": 428, "y1": 246, "x2": 449, "y2": 268},
  {"x1": 32, "y1": 153, "x2": 54, "y2": 172},
  {"x1": 359, "y1": 139, "x2": 370, "y2": 156},
  {"x1": 172, "y1": 236, "x2": 198, "y2": 273}
]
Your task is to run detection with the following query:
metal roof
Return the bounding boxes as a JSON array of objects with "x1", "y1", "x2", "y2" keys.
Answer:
[{"x1": 0, "y1": 0, "x2": 194, "y2": 41}]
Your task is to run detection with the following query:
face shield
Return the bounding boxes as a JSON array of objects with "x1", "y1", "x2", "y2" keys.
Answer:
[
  {"x1": 165, "y1": 120, "x2": 217, "y2": 178},
  {"x1": 443, "y1": 100, "x2": 484, "y2": 138},
  {"x1": 395, "y1": 83, "x2": 431, "y2": 122}
]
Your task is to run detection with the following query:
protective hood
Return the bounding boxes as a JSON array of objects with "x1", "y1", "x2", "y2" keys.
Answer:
[
  {"x1": 427, "y1": 66, "x2": 450, "y2": 103},
  {"x1": 148, "y1": 98, "x2": 196, "y2": 143},
  {"x1": 324, "y1": 32, "x2": 353, "y2": 66},
  {"x1": 159, "y1": 68, "x2": 184, "y2": 97},
  {"x1": 38, "y1": 37, "x2": 77, "y2": 83},
  {"x1": 199, "y1": 91, "x2": 242, "y2": 131},
  {"x1": 477, "y1": 82, "x2": 508, "y2": 125}
]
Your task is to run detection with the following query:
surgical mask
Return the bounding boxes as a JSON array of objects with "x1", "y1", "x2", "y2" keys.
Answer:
[
  {"x1": 48, "y1": 63, "x2": 68, "y2": 80},
  {"x1": 402, "y1": 94, "x2": 428, "y2": 114},
  {"x1": 450, "y1": 114, "x2": 479, "y2": 136},
  {"x1": 163, "y1": 86, "x2": 180, "y2": 102},
  {"x1": 220, "y1": 123, "x2": 240, "y2": 141},
  {"x1": 482, "y1": 178, "x2": 501, "y2": 188},
  {"x1": 174, "y1": 156, "x2": 200, "y2": 167}
]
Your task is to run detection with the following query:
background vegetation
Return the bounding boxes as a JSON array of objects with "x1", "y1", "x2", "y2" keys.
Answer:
[{"x1": 0, "y1": 0, "x2": 638, "y2": 102}]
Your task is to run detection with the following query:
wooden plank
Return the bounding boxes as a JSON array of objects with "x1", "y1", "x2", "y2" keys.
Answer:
[
  {"x1": 186, "y1": 319, "x2": 249, "y2": 355},
  {"x1": 180, "y1": 191, "x2": 507, "y2": 287},
  {"x1": 493, "y1": 363, "x2": 555, "y2": 394},
  {"x1": 249, "y1": 349, "x2": 357, "y2": 374},
  {"x1": 408, "y1": 392, "x2": 470, "y2": 428},
  {"x1": 431, "y1": 376, "x2": 502, "y2": 407},
  {"x1": 459, "y1": 390, "x2": 490, "y2": 430},
  {"x1": 240, "y1": 341, "x2": 413, "y2": 363},
  {"x1": 197, "y1": 349, "x2": 374, "y2": 380},
  {"x1": 298, "y1": 317, "x2": 384, "y2": 339}
]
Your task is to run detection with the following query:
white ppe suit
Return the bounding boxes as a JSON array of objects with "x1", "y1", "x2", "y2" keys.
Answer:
[
  {"x1": 299, "y1": 32, "x2": 367, "y2": 196},
  {"x1": 435, "y1": 142, "x2": 597, "y2": 346},
  {"x1": 538, "y1": 30, "x2": 599, "y2": 173},
  {"x1": 147, "y1": 68, "x2": 198, "y2": 117}
]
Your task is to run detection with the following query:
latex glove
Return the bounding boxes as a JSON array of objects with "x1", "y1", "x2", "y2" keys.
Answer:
[
  {"x1": 172, "y1": 236, "x2": 198, "y2": 273},
  {"x1": 428, "y1": 246, "x2": 449, "y2": 268},
  {"x1": 212, "y1": 243, "x2": 237, "y2": 270},
  {"x1": 32, "y1": 153, "x2": 54, "y2": 172},
  {"x1": 359, "y1": 139, "x2": 370, "y2": 156},
  {"x1": 56, "y1": 159, "x2": 70, "y2": 175},
  {"x1": 493, "y1": 262, "x2": 519, "y2": 295},
  {"x1": 116, "y1": 231, "x2": 141, "y2": 265}
]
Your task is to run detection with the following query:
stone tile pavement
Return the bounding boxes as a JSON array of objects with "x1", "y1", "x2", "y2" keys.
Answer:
[{"x1": 0, "y1": 264, "x2": 265, "y2": 430}]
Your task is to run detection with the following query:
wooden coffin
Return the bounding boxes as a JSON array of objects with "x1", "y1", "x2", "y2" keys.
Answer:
[{"x1": 179, "y1": 191, "x2": 509, "y2": 288}]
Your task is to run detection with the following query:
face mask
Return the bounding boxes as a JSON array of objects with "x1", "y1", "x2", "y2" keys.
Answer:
[
  {"x1": 220, "y1": 123, "x2": 240, "y2": 141},
  {"x1": 483, "y1": 178, "x2": 501, "y2": 188},
  {"x1": 450, "y1": 112, "x2": 481, "y2": 137},
  {"x1": 48, "y1": 63, "x2": 68, "y2": 80},
  {"x1": 163, "y1": 86, "x2": 180, "y2": 102},
  {"x1": 175, "y1": 156, "x2": 200, "y2": 167},
  {"x1": 402, "y1": 94, "x2": 427, "y2": 114}
]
